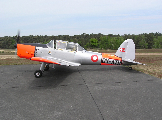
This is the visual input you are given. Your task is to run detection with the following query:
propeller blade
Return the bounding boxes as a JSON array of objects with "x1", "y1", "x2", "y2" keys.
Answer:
[
  {"x1": 15, "y1": 48, "x2": 17, "y2": 55},
  {"x1": 14, "y1": 30, "x2": 20, "y2": 48},
  {"x1": 17, "y1": 30, "x2": 20, "y2": 43}
]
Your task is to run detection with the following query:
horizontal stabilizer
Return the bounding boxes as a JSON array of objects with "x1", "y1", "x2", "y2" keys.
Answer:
[{"x1": 122, "y1": 59, "x2": 145, "y2": 65}]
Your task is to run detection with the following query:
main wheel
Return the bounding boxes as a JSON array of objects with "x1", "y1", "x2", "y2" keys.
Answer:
[
  {"x1": 34, "y1": 70, "x2": 42, "y2": 78},
  {"x1": 44, "y1": 64, "x2": 49, "y2": 71}
]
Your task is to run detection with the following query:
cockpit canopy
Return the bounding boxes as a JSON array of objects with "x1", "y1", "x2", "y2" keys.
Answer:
[{"x1": 47, "y1": 40, "x2": 85, "y2": 51}]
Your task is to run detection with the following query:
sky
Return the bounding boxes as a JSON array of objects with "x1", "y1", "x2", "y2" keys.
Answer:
[{"x1": 0, "y1": 0, "x2": 162, "y2": 37}]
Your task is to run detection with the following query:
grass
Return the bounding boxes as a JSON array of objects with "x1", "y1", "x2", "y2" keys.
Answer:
[
  {"x1": 135, "y1": 49, "x2": 162, "y2": 53},
  {"x1": 133, "y1": 55, "x2": 162, "y2": 79},
  {"x1": 0, "y1": 49, "x2": 15, "y2": 55},
  {"x1": 0, "y1": 53, "x2": 15, "y2": 55},
  {"x1": 0, "y1": 49, "x2": 162, "y2": 79},
  {"x1": 0, "y1": 58, "x2": 39, "y2": 66}
]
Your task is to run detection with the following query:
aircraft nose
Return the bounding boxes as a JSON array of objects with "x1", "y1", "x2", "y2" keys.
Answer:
[{"x1": 14, "y1": 44, "x2": 17, "y2": 48}]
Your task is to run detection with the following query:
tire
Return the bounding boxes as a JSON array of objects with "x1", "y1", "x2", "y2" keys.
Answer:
[
  {"x1": 34, "y1": 70, "x2": 42, "y2": 78},
  {"x1": 128, "y1": 67, "x2": 132, "y2": 70}
]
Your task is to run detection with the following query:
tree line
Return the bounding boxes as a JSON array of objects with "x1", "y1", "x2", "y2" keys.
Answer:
[{"x1": 0, "y1": 32, "x2": 162, "y2": 49}]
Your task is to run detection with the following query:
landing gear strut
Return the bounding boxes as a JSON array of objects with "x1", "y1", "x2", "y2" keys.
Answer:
[
  {"x1": 34, "y1": 62, "x2": 46, "y2": 78},
  {"x1": 44, "y1": 64, "x2": 49, "y2": 71}
]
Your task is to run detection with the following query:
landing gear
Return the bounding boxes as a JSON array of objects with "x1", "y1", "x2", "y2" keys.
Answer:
[
  {"x1": 44, "y1": 64, "x2": 49, "y2": 71},
  {"x1": 34, "y1": 70, "x2": 42, "y2": 78},
  {"x1": 128, "y1": 66, "x2": 132, "y2": 70},
  {"x1": 34, "y1": 62, "x2": 49, "y2": 78}
]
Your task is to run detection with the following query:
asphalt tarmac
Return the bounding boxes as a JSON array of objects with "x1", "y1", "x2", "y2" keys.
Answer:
[{"x1": 0, "y1": 64, "x2": 162, "y2": 120}]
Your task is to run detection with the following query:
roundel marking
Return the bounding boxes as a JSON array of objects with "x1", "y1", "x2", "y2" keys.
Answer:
[{"x1": 91, "y1": 55, "x2": 98, "y2": 62}]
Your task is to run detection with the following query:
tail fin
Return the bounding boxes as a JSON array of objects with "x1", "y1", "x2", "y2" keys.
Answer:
[{"x1": 115, "y1": 39, "x2": 135, "y2": 61}]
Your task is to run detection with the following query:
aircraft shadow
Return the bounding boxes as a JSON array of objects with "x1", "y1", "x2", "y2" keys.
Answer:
[
  {"x1": 30, "y1": 65, "x2": 77, "y2": 89},
  {"x1": 29, "y1": 65, "x2": 140, "y2": 89},
  {"x1": 78, "y1": 65, "x2": 140, "y2": 73}
]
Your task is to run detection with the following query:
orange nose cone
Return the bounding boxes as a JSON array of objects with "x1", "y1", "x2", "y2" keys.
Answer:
[{"x1": 17, "y1": 44, "x2": 35, "y2": 59}]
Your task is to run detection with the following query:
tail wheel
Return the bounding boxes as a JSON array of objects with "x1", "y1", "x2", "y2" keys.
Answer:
[
  {"x1": 34, "y1": 70, "x2": 42, "y2": 78},
  {"x1": 44, "y1": 64, "x2": 49, "y2": 71},
  {"x1": 128, "y1": 67, "x2": 132, "y2": 70}
]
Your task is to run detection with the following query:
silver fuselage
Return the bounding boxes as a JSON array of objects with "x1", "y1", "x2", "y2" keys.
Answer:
[{"x1": 35, "y1": 47, "x2": 102, "y2": 65}]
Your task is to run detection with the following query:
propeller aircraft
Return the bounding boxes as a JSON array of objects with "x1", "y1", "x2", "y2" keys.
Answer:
[{"x1": 14, "y1": 34, "x2": 144, "y2": 78}]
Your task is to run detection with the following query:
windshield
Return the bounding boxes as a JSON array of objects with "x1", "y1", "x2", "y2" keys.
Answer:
[
  {"x1": 78, "y1": 44, "x2": 85, "y2": 51},
  {"x1": 47, "y1": 40, "x2": 54, "y2": 48}
]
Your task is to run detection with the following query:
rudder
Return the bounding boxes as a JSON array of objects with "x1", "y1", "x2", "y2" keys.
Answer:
[{"x1": 115, "y1": 39, "x2": 135, "y2": 61}]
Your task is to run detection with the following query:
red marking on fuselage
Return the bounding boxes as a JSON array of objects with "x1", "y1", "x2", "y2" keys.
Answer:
[
  {"x1": 91, "y1": 55, "x2": 98, "y2": 62},
  {"x1": 120, "y1": 48, "x2": 125, "y2": 52}
]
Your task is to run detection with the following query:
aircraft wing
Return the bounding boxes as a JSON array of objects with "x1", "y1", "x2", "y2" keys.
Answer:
[
  {"x1": 30, "y1": 57, "x2": 81, "y2": 66},
  {"x1": 122, "y1": 59, "x2": 145, "y2": 65}
]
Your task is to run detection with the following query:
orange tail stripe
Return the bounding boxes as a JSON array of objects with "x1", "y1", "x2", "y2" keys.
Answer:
[{"x1": 102, "y1": 53, "x2": 121, "y2": 60}]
